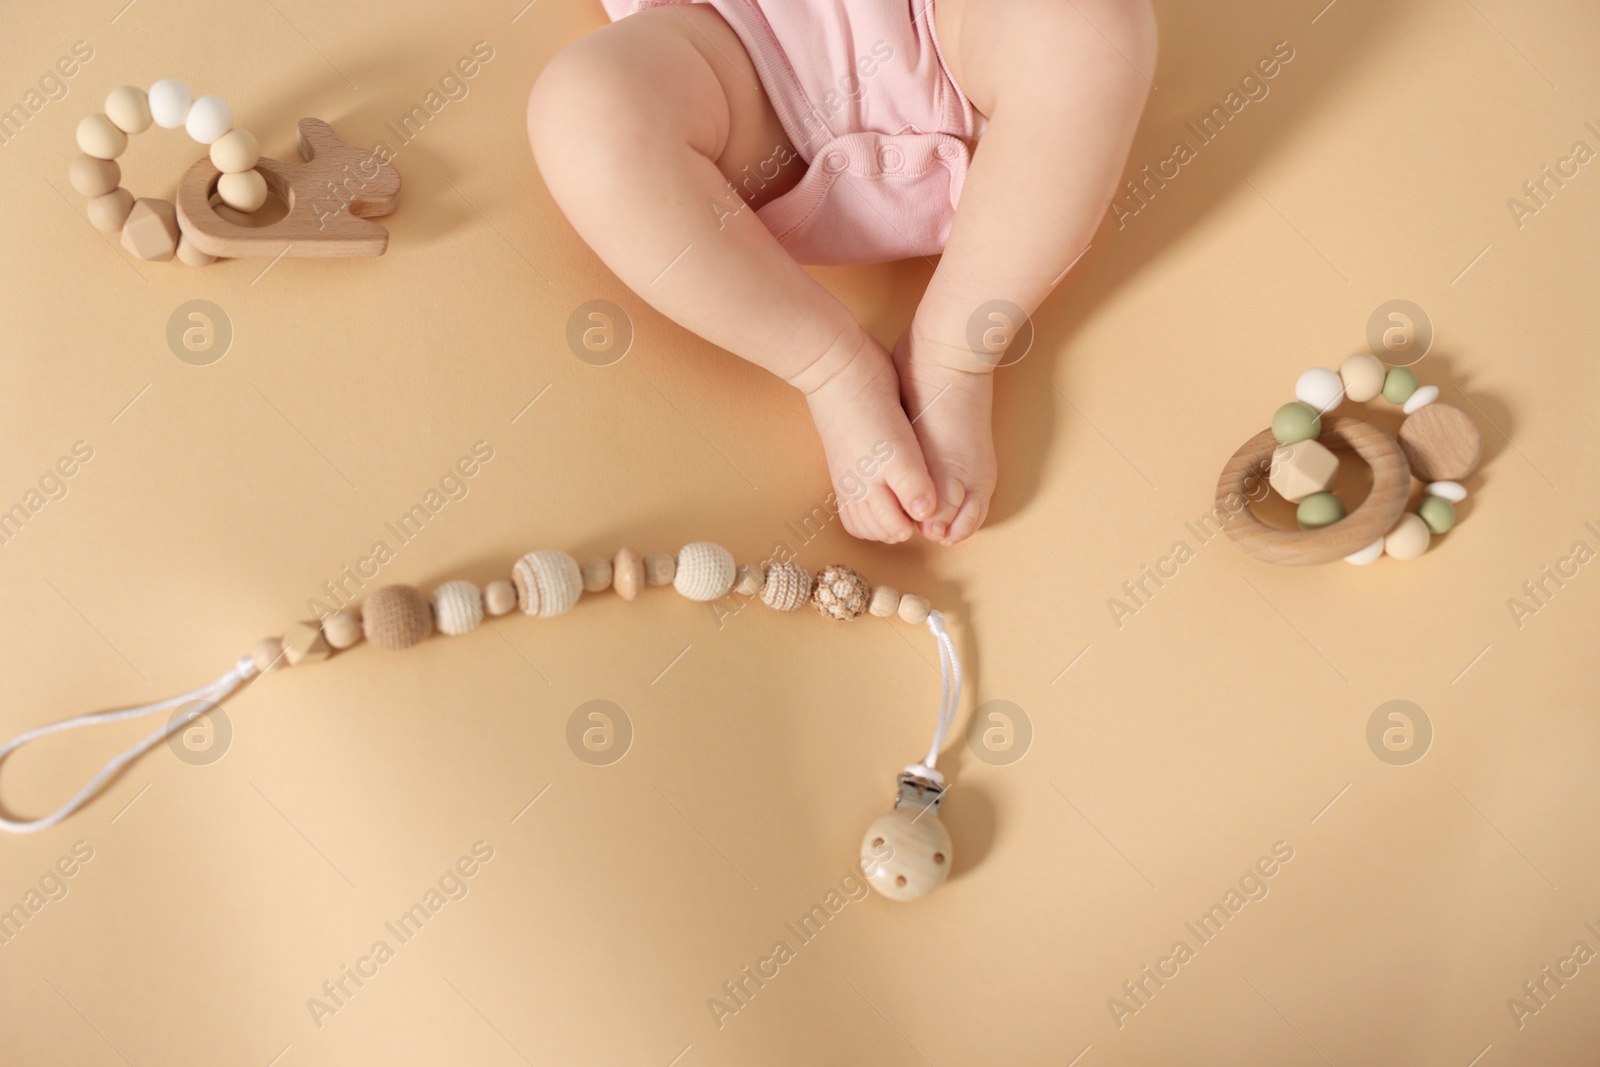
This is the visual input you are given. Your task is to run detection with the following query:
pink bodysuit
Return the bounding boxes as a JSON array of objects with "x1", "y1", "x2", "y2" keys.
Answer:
[{"x1": 601, "y1": 0, "x2": 980, "y2": 265}]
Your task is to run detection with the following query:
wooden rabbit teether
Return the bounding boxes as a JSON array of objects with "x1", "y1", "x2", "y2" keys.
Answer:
[{"x1": 176, "y1": 118, "x2": 401, "y2": 258}]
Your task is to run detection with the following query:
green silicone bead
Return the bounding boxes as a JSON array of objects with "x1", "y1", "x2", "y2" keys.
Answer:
[
  {"x1": 1418, "y1": 495, "x2": 1456, "y2": 534},
  {"x1": 1271, "y1": 401, "x2": 1322, "y2": 445},
  {"x1": 1382, "y1": 366, "x2": 1419, "y2": 404},
  {"x1": 1297, "y1": 492, "x2": 1347, "y2": 530}
]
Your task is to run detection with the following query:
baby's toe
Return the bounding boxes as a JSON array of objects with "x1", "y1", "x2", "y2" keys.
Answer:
[
  {"x1": 918, "y1": 476, "x2": 967, "y2": 543},
  {"x1": 840, "y1": 499, "x2": 888, "y2": 543},
  {"x1": 944, "y1": 490, "x2": 990, "y2": 544},
  {"x1": 881, "y1": 449, "x2": 937, "y2": 524},
  {"x1": 864, "y1": 484, "x2": 915, "y2": 543}
]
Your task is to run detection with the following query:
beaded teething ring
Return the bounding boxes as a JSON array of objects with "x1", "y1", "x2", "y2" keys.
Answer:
[
  {"x1": 0, "y1": 543, "x2": 963, "y2": 903},
  {"x1": 71, "y1": 79, "x2": 267, "y2": 265},
  {"x1": 1217, "y1": 354, "x2": 1483, "y2": 566}
]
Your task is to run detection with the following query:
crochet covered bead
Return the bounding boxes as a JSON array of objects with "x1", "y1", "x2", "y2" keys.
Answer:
[
  {"x1": 674, "y1": 542, "x2": 736, "y2": 602},
  {"x1": 813, "y1": 564, "x2": 871, "y2": 621},
  {"x1": 760, "y1": 561, "x2": 812, "y2": 611},
  {"x1": 363, "y1": 585, "x2": 433, "y2": 649},
  {"x1": 514, "y1": 550, "x2": 583, "y2": 618},
  {"x1": 432, "y1": 580, "x2": 484, "y2": 636}
]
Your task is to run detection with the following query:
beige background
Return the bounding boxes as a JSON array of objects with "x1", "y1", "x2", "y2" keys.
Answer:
[{"x1": 2, "y1": 0, "x2": 1598, "y2": 1063}]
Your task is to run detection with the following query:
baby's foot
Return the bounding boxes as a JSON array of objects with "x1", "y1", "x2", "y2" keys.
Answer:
[
  {"x1": 797, "y1": 331, "x2": 938, "y2": 543},
  {"x1": 893, "y1": 330, "x2": 997, "y2": 545}
]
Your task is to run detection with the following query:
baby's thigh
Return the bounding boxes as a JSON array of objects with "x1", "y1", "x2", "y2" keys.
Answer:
[{"x1": 530, "y1": 6, "x2": 799, "y2": 208}]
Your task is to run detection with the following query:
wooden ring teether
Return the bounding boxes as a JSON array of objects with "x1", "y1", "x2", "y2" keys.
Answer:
[{"x1": 1217, "y1": 416, "x2": 1411, "y2": 566}]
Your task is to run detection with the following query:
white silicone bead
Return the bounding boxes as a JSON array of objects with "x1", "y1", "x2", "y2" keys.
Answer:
[
  {"x1": 1425, "y1": 480, "x2": 1467, "y2": 502},
  {"x1": 148, "y1": 79, "x2": 193, "y2": 129},
  {"x1": 1343, "y1": 539, "x2": 1384, "y2": 566},
  {"x1": 218, "y1": 170, "x2": 268, "y2": 212},
  {"x1": 185, "y1": 95, "x2": 233, "y2": 144},
  {"x1": 1294, "y1": 367, "x2": 1344, "y2": 414},
  {"x1": 431, "y1": 580, "x2": 484, "y2": 636},
  {"x1": 673, "y1": 542, "x2": 736, "y2": 601},
  {"x1": 1402, "y1": 384, "x2": 1439, "y2": 414}
]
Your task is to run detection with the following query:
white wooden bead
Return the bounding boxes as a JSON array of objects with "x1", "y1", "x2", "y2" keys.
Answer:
[
  {"x1": 861, "y1": 807, "x2": 951, "y2": 902},
  {"x1": 1295, "y1": 367, "x2": 1344, "y2": 414},
  {"x1": 613, "y1": 549, "x2": 644, "y2": 601},
  {"x1": 674, "y1": 542, "x2": 735, "y2": 601},
  {"x1": 581, "y1": 557, "x2": 613, "y2": 592},
  {"x1": 218, "y1": 169, "x2": 268, "y2": 212},
  {"x1": 484, "y1": 579, "x2": 517, "y2": 616},
  {"x1": 1338, "y1": 353, "x2": 1386, "y2": 403},
  {"x1": 514, "y1": 550, "x2": 583, "y2": 617},
  {"x1": 432, "y1": 580, "x2": 484, "y2": 636},
  {"x1": 147, "y1": 79, "x2": 192, "y2": 129},
  {"x1": 322, "y1": 609, "x2": 363, "y2": 649},
  {"x1": 1343, "y1": 538, "x2": 1384, "y2": 566},
  {"x1": 898, "y1": 594, "x2": 931, "y2": 624},
  {"x1": 644, "y1": 553, "x2": 676, "y2": 586},
  {"x1": 105, "y1": 86, "x2": 152, "y2": 134},
  {"x1": 185, "y1": 94, "x2": 233, "y2": 144},
  {"x1": 1383, "y1": 513, "x2": 1431, "y2": 561},
  {"x1": 732, "y1": 564, "x2": 765, "y2": 598},
  {"x1": 1425, "y1": 480, "x2": 1467, "y2": 503},
  {"x1": 210, "y1": 129, "x2": 261, "y2": 173},
  {"x1": 1402, "y1": 384, "x2": 1439, "y2": 414},
  {"x1": 869, "y1": 585, "x2": 900, "y2": 617},
  {"x1": 76, "y1": 114, "x2": 127, "y2": 160}
]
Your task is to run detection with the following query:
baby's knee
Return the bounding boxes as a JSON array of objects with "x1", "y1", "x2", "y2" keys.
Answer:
[{"x1": 527, "y1": 40, "x2": 627, "y2": 162}]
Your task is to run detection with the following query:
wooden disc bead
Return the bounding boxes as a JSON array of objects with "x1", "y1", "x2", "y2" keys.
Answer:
[
  {"x1": 514, "y1": 550, "x2": 583, "y2": 618},
  {"x1": 484, "y1": 579, "x2": 517, "y2": 617},
  {"x1": 644, "y1": 553, "x2": 677, "y2": 586},
  {"x1": 813, "y1": 564, "x2": 871, "y2": 620},
  {"x1": 432, "y1": 580, "x2": 483, "y2": 636},
  {"x1": 362, "y1": 584, "x2": 432, "y2": 650},
  {"x1": 251, "y1": 636, "x2": 284, "y2": 673},
  {"x1": 760, "y1": 561, "x2": 811, "y2": 611},
  {"x1": 674, "y1": 542, "x2": 735, "y2": 601},
  {"x1": 861, "y1": 807, "x2": 951, "y2": 902},
  {"x1": 581, "y1": 557, "x2": 614, "y2": 593},
  {"x1": 1398, "y1": 402, "x2": 1481, "y2": 482},
  {"x1": 897, "y1": 593, "x2": 931, "y2": 624},
  {"x1": 282, "y1": 620, "x2": 331, "y2": 666},
  {"x1": 733, "y1": 563, "x2": 765, "y2": 598},
  {"x1": 613, "y1": 548, "x2": 644, "y2": 601},
  {"x1": 321, "y1": 609, "x2": 363, "y2": 650},
  {"x1": 869, "y1": 585, "x2": 900, "y2": 618}
]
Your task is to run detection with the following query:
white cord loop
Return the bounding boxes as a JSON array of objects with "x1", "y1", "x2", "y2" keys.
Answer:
[
  {"x1": 904, "y1": 609, "x2": 961, "y2": 786},
  {"x1": 0, "y1": 654, "x2": 257, "y2": 834}
]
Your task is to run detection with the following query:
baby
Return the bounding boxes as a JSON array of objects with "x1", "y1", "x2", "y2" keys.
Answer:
[{"x1": 529, "y1": 0, "x2": 1154, "y2": 543}]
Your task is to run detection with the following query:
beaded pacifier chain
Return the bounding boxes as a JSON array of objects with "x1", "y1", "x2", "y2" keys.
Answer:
[
  {"x1": 1218, "y1": 355, "x2": 1483, "y2": 565},
  {"x1": 0, "y1": 543, "x2": 964, "y2": 903}
]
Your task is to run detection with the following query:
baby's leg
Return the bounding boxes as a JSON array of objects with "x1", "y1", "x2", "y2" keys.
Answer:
[
  {"x1": 528, "y1": 7, "x2": 937, "y2": 542},
  {"x1": 898, "y1": 0, "x2": 1157, "y2": 543}
]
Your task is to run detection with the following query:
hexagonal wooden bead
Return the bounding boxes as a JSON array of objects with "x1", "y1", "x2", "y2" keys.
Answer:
[
  {"x1": 120, "y1": 198, "x2": 180, "y2": 261},
  {"x1": 282, "y1": 620, "x2": 331, "y2": 666},
  {"x1": 362, "y1": 585, "x2": 433, "y2": 650},
  {"x1": 1268, "y1": 438, "x2": 1339, "y2": 504},
  {"x1": 321, "y1": 609, "x2": 363, "y2": 650}
]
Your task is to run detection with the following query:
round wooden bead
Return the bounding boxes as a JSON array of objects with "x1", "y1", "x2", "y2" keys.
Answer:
[
  {"x1": 1339, "y1": 353, "x2": 1386, "y2": 403},
  {"x1": 813, "y1": 564, "x2": 870, "y2": 620},
  {"x1": 1343, "y1": 538, "x2": 1384, "y2": 566},
  {"x1": 1425, "y1": 480, "x2": 1467, "y2": 503},
  {"x1": 760, "y1": 561, "x2": 811, "y2": 611},
  {"x1": 431, "y1": 580, "x2": 484, "y2": 636},
  {"x1": 1294, "y1": 367, "x2": 1344, "y2": 414},
  {"x1": 674, "y1": 542, "x2": 736, "y2": 601},
  {"x1": 733, "y1": 564, "x2": 765, "y2": 598},
  {"x1": 898, "y1": 593, "x2": 931, "y2": 624},
  {"x1": 581, "y1": 557, "x2": 614, "y2": 593},
  {"x1": 209, "y1": 129, "x2": 260, "y2": 173},
  {"x1": 644, "y1": 553, "x2": 677, "y2": 586},
  {"x1": 185, "y1": 94, "x2": 233, "y2": 144},
  {"x1": 484, "y1": 579, "x2": 517, "y2": 617},
  {"x1": 218, "y1": 170, "x2": 268, "y2": 212},
  {"x1": 251, "y1": 636, "x2": 284, "y2": 673},
  {"x1": 148, "y1": 79, "x2": 192, "y2": 129},
  {"x1": 175, "y1": 236, "x2": 216, "y2": 267},
  {"x1": 861, "y1": 807, "x2": 951, "y2": 902},
  {"x1": 362, "y1": 584, "x2": 433, "y2": 649},
  {"x1": 1417, "y1": 495, "x2": 1456, "y2": 534},
  {"x1": 1383, "y1": 513, "x2": 1431, "y2": 561},
  {"x1": 86, "y1": 188, "x2": 134, "y2": 232},
  {"x1": 1402, "y1": 384, "x2": 1439, "y2": 414},
  {"x1": 105, "y1": 86, "x2": 152, "y2": 134},
  {"x1": 321, "y1": 609, "x2": 363, "y2": 650},
  {"x1": 68, "y1": 154, "x2": 120, "y2": 198},
  {"x1": 1398, "y1": 403, "x2": 1481, "y2": 481},
  {"x1": 869, "y1": 585, "x2": 900, "y2": 618},
  {"x1": 76, "y1": 114, "x2": 127, "y2": 160},
  {"x1": 613, "y1": 548, "x2": 644, "y2": 601},
  {"x1": 514, "y1": 550, "x2": 583, "y2": 617}
]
